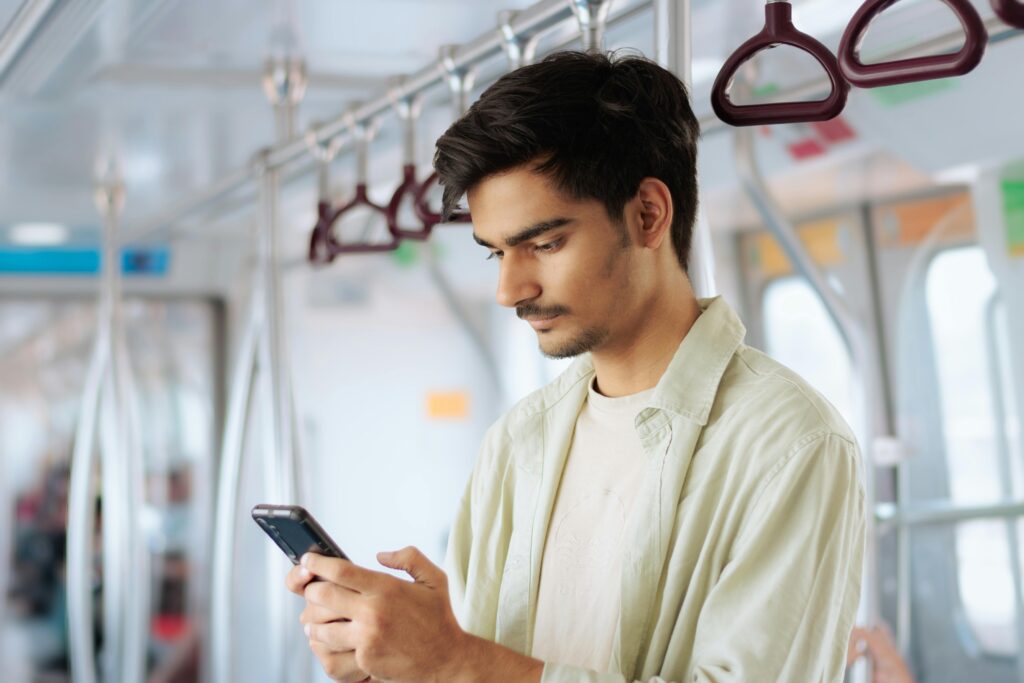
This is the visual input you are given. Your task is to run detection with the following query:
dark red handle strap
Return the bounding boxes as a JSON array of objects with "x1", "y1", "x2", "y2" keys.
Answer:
[
  {"x1": 306, "y1": 185, "x2": 401, "y2": 262},
  {"x1": 711, "y1": 2, "x2": 849, "y2": 126},
  {"x1": 991, "y1": 0, "x2": 1024, "y2": 29},
  {"x1": 413, "y1": 171, "x2": 472, "y2": 228},
  {"x1": 387, "y1": 165, "x2": 433, "y2": 241},
  {"x1": 839, "y1": 0, "x2": 987, "y2": 87},
  {"x1": 309, "y1": 201, "x2": 336, "y2": 265}
]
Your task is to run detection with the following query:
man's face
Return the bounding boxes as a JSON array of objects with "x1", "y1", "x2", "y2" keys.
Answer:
[{"x1": 467, "y1": 165, "x2": 638, "y2": 359}]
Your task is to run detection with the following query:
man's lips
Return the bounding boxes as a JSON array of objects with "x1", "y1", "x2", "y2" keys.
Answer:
[{"x1": 526, "y1": 315, "x2": 560, "y2": 330}]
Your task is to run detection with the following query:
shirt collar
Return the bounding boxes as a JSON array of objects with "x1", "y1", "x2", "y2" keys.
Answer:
[{"x1": 515, "y1": 296, "x2": 746, "y2": 429}]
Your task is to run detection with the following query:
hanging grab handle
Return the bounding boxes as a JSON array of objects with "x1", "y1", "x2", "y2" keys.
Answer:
[
  {"x1": 415, "y1": 45, "x2": 474, "y2": 228},
  {"x1": 305, "y1": 125, "x2": 343, "y2": 264},
  {"x1": 326, "y1": 111, "x2": 400, "y2": 258},
  {"x1": 711, "y1": 0, "x2": 849, "y2": 126},
  {"x1": 386, "y1": 78, "x2": 432, "y2": 241},
  {"x1": 992, "y1": 0, "x2": 1024, "y2": 29},
  {"x1": 838, "y1": 0, "x2": 987, "y2": 87}
]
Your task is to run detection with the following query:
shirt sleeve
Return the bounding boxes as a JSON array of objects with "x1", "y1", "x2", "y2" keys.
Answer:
[
  {"x1": 690, "y1": 431, "x2": 865, "y2": 683},
  {"x1": 538, "y1": 431, "x2": 865, "y2": 683}
]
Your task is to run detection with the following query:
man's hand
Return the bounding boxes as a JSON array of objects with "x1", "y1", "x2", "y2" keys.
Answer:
[
  {"x1": 285, "y1": 547, "x2": 469, "y2": 683},
  {"x1": 847, "y1": 623, "x2": 916, "y2": 683}
]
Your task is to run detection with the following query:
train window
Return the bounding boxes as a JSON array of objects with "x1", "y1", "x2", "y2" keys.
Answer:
[
  {"x1": 761, "y1": 275, "x2": 857, "y2": 431},
  {"x1": 925, "y1": 247, "x2": 1017, "y2": 503},
  {"x1": 924, "y1": 245, "x2": 1021, "y2": 656}
]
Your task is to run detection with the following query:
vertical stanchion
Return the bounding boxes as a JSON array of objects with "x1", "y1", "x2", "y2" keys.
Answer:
[{"x1": 654, "y1": 0, "x2": 717, "y2": 298}]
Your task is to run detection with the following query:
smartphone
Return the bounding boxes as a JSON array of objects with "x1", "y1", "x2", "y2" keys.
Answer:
[{"x1": 251, "y1": 504, "x2": 350, "y2": 565}]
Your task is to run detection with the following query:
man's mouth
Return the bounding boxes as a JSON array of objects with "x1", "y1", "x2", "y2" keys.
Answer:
[{"x1": 526, "y1": 315, "x2": 560, "y2": 330}]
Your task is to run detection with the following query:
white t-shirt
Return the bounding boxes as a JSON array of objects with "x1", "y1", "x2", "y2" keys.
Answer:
[{"x1": 530, "y1": 376, "x2": 656, "y2": 671}]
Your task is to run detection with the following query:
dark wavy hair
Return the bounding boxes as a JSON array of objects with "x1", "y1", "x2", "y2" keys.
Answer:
[{"x1": 432, "y1": 50, "x2": 700, "y2": 272}]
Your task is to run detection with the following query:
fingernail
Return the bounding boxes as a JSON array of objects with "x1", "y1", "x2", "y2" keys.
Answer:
[
  {"x1": 304, "y1": 623, "x2": 311, "y2": 638},
  {"x1": 301, "y1": 554, "x2": 311, "y2": 568},
  {"x1": 298, "y1": 566, "x2": 310, "y2": 579}
]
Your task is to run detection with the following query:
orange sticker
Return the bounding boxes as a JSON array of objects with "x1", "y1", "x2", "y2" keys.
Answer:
[
  {"x1": 876, "y1": 193, "x2": 974, "y2": 248},
  {"x1": 426, "y1": 391, "x2": 470, "y2": 420}
]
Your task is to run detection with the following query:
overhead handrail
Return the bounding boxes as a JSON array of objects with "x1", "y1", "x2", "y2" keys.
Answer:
[
  {"x1": 66, "y1": 180, "x2": 151, "y2": 683},
  {"x1": 306, "y1": 124, "x2": 344, "y2": 263},
  {"x1": 568, "y1": 0, "x2": 614, "y2": 52},
  {"x1": 992, "y1": 0, "x2": 1024, "y2": 28},
  {"x1": 838, "y1": 0, "x2": 987, "y2": 87},
  {"x1": 711, "y1": 0, "x2": 849, "y2": 126},
  {"x1": 498, "y1": 9, "x2": 542, "y2": 69},
  {"x1": 323, "y1": 110, "x2": 400, "y2": 258},
  {"x1": 413, "y1": 45, "x2": 475, "y2": 228},
  {"x1": 385, "y1": 78, "x2": 431, "y2": 241},
  {"x1": 130, "y1": 0, "x2": 1024, "y2": 242}
]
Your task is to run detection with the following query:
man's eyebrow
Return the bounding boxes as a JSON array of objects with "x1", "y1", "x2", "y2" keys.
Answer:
[{"x1": 472, "y1": 218, "x2": 575, "y2": 249}]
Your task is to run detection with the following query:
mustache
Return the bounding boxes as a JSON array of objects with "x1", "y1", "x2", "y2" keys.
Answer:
[{"x1": 517, "y1": 304, "x2": 569, "y2": 319}]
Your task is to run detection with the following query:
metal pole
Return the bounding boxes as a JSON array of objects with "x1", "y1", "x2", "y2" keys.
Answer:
[
  {"x1": 569, "y1": 0, "x2": 614, "y2": 52},
  {"x1": 66, "y1": 326, "x2": 108, "y2": 683},
  {"x1": 209, "y1": 299, "x2": 262, "y2": 683},
  {"x1": 654, "y1": 0, "x2": 717, "y2": 298}
]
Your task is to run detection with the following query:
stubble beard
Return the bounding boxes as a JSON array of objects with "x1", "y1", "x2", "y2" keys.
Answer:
[{"x1": 538, "y1": 323, "x2": 610, "y2": 359}]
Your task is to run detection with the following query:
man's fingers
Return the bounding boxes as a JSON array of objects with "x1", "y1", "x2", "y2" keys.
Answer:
[
  {"x1": 308, "y1": 641, "x2": 367, "y2": 683},
  {"x1": 308, "y1": 620, "x2": 359, "y2": 653},
  {"x1": 304, "y1": 579, "x2": 364, "y2": 619},
  {"x1": 285, "y1": 563, "x2": 314, "y2": 595},
  {"x1": 301, "y1": 602, "x2": 352, "y2": 627},
  {"x1": 302, "y1": 553, "x2": 383, "y2": 593}
]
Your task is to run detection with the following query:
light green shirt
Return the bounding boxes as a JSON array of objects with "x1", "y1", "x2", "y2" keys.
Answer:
[{"x1": 444, "y1": 296, "x2": 865, "y2": 683}]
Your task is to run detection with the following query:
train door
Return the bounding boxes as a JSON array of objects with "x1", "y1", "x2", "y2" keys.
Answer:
[{"x1": 736, "y1": 186, "x2": 1024, "y2": 682}]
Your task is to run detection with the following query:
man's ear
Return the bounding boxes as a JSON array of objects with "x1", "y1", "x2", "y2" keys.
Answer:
[{"x1": 634, "y1": 178, "x2": 673, "y2": 250}]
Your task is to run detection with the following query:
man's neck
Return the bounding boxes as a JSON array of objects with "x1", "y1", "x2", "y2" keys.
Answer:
[{"x1": 590, "y1": 288, "x2": 703, "y2": 398}]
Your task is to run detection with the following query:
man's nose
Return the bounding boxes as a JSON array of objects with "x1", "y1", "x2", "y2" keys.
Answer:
[{"x1": 495, "y1": 258, "x2": 540, "y2": 309}]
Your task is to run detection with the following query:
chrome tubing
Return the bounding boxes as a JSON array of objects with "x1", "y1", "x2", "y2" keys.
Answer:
[
  {"x1": 569, "y1": 0, "x2": 614, "y2": 52},
  {"x1": 497, "y1": 10, "x2": 541, "y2": 69},
  {"x1": 209, "y1": 301, "x2": 263, "y2": 683},
  {"x1": 734, "y1": 125, "x2": 882, "y2": 682},
  {"x1": 653, "y1": 0, "x2": 717, "y2": 298},
  {"x1": 101, "y1": 181, "x2": 151, "y2": 683},
  {"x1": 66, "y1": 330, "x2": 109, "y2": 683},
  {"x1": 0, "y1": 0, "x2": 59, "y2": 79}
]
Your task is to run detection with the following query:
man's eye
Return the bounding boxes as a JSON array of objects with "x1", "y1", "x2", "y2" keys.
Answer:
[
  {"x1": 485, "y1": 251, "x2": 502, "y2": 261},
  {"x1": 535, "y1": 239, "x2": 562, "y2": 253}
]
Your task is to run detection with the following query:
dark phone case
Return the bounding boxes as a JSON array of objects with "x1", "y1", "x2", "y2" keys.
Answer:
[{"x1": 251, "y1": 504, "x2": 349, "y2": 564}]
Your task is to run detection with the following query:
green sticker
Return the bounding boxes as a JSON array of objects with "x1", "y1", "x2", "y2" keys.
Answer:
[
  {"x1": 1002, "y1": 180, "x2": 1024, "y2": 256},
  {"x1": 869, "y1": 78, "x2": 956, "y2": 107},
  {"x1": 391, "y1": 241, "x2": 419, "y2": 268}
]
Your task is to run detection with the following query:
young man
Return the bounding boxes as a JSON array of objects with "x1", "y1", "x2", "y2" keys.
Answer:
[{"x1": 286, "y1": 51, "x2": 865, "y2": 683}]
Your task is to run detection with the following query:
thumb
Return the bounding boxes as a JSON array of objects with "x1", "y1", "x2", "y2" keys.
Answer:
[{"x1": 377, "y1": 546, "x2": 445, "y2": 588}]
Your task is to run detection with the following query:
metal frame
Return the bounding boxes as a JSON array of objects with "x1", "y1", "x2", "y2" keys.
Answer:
[
  {"x1": 125, "y1": 6, "x2": 1023, "y2": 245},
  {"x1": 209, "y1": 57, "x2": 308, "y2": 683},
  {"x1": 65, "y1": 181, "x2": 151, "y2": 683}
]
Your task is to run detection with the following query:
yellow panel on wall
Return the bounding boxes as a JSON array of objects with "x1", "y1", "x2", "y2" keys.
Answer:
[
  {"x1": 426, "y1": 391, "x2": 471, "y2": 420},
  {"x1": 754, "y1": 218, "x2": 845, "y2": 279}
]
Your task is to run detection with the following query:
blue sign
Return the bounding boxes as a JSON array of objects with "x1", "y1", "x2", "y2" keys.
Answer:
[{"x1": 0, "y1": 247, "x2": 170, "y2": 276}]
